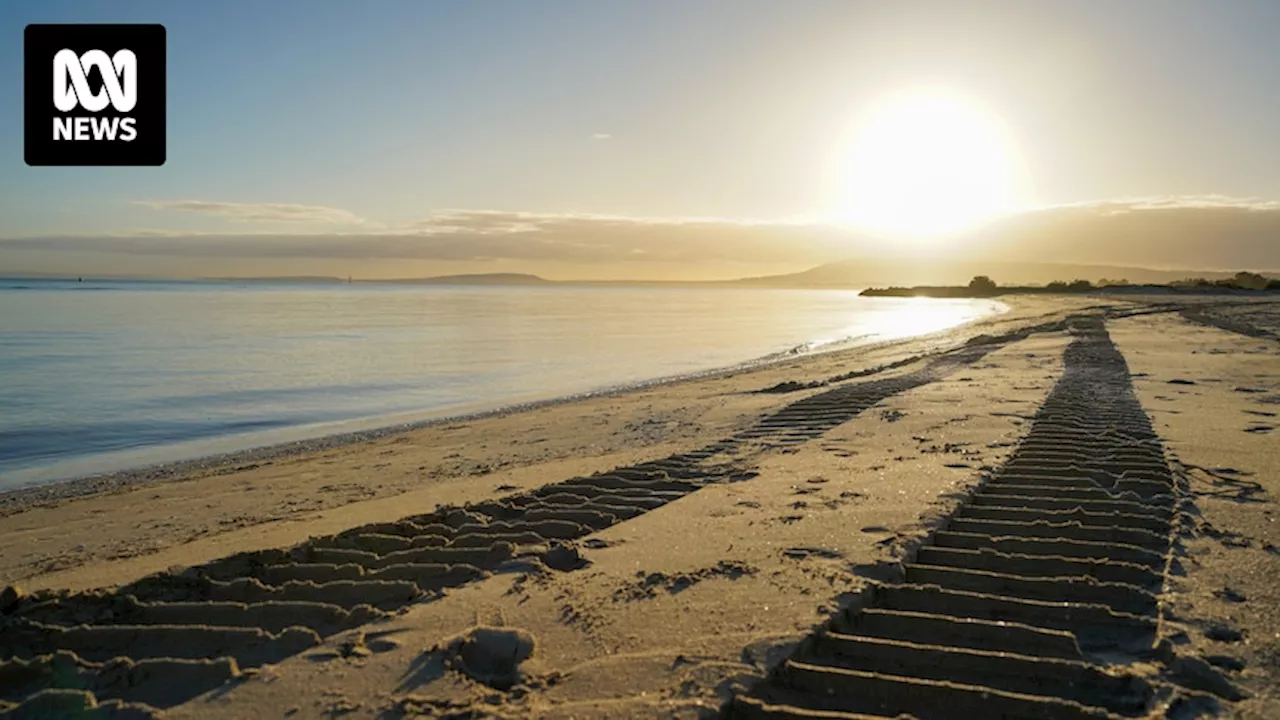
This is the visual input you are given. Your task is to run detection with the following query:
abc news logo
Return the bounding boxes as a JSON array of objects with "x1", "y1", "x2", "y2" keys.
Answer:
[
  {"x1": 54, "y1": 49, "x2": 139, "y2": 142},
  {"x1": 25, "y1": 24, "x2": 166, "y2": 166}
]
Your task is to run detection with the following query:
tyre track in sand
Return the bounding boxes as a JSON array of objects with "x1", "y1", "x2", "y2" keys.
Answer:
[
  {"x1": 724, "y1": 316, "x2": 1242, "y2": 720},
  {"x1": 0, "y1": 321, "x2": 1065, "y2": 715},
  {"x1": 1178, "y1": 301, "x2": 1280, "y2": 342}
]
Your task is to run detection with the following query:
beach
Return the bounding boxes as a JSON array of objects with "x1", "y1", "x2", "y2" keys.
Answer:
[
  {"x1": 0, "y1": 282, "x2": 1001, "y2": 488},
  {"x1": 2, "y1": 296, "x2": 1278, "y2": 719}
]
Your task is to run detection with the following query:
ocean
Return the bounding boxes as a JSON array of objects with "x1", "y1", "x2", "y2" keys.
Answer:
[{"x1": 0, "y1": 279, "x2": 1004, "y2": 489}]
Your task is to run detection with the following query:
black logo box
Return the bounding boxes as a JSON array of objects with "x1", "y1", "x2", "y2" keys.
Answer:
[{"x1": 24, "y1": 24, "x2": 166, "y2": 167}]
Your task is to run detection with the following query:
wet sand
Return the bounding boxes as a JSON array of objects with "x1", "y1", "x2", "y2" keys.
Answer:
[{"x1": 2, "y1": 296, "x2": 1278, "y2": 719}]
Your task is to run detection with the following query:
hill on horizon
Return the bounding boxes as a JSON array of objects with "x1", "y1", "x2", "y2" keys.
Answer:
[{"x1": 372, "y1": 273, "x2": 551, "y2": 285}]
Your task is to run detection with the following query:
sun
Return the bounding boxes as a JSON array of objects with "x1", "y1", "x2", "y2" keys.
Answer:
[{"x1": 837, "y1": 88, "x2": 1018, "y2": 239}]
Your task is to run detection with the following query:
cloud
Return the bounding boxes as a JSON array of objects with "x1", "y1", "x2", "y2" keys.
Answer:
[
  {"x1": 591, "y1": 133, "x2": 612, "y2": 140},
  {"x1": 387, "y1": 210, "x2": 857, "y2": 263},
  {"x1": 135, "y1": 200, "x2": 369, "y2": 225},
  {"x1": 1122, "y1": 195, "x2": 1280, "y2": 212},
  {"x1": 0, "y1": 209, "x2": 860, "y2": 266},
  {"x1": 5, "y1": 196, "x2": 1280, "y2": 274},
  {"x1": 1024, "y1": 195, "x2": 1280, "y2": 215},
  {"x1": 962, "y1": 196, "x2": 1280, "y2": 270}
]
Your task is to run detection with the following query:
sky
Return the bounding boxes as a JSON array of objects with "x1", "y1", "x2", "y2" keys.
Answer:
[{"x1": 3, "y1": 1, "x2": 1280, "y2": 279}]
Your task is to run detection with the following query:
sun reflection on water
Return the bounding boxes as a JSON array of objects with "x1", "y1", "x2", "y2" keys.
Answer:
[{"x1": 865, "y1": 297, "x2": 1008, "y2": 341}]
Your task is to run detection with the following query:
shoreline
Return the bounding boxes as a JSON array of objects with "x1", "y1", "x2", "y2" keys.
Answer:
[
  {"x1": 0, "y1": 294, "x2": 1093, "y2": 594},
  {"x1": 2, "y1": 296, "x2": 1278, "y2": 718},
  {"x1": 0, "y1": 301, "x2": 1009, "y2": 511},
  {"x1": 1, "y1": 288, "x2": 1006, "y2": 498},
  {"x1": 0, "y1": 308, "x2": 993, "y2": 509}
]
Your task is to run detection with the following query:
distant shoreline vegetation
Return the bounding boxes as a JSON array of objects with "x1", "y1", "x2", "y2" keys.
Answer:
[{"x1": 860, "y1": 272, "x2": 1280, "y2": 298}]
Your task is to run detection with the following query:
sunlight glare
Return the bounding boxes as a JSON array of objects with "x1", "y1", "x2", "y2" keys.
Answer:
[
  {"x1": 838, "y1": 88, "x2": 1018, "y2": 239},
  {"x1": 867, "y1": 298, "x2": 1006, "y2": 341}
]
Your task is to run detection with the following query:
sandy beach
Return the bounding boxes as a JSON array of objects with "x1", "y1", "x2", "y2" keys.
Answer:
[
  {"x1": 2, "y1": 296, "x2": 1279, "y2": 719},
  {"x1": 11, "y1": 2, "x2": 1280, "y2": 717}
]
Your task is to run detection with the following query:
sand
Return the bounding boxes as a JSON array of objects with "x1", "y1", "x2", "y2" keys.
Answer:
[
  {"x1": 1109, "y1": 311, "x2": 1280, "y2": 718},
  {"x1": 1, "y1": 295, "x2": 1278, "y2": 719}
]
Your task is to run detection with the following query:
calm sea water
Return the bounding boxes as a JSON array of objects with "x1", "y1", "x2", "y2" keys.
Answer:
[{"x1": 0, "y1": 279, "x2": 1004, "y2": 489}]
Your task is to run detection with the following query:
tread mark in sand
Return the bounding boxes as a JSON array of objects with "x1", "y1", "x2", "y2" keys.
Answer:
[
  {"x1": 723, "y1": 316, "x2": 1238, "y2": 720},
  {"x1": 0, "y1": 322, "x2": 1046, "y2": 714},
  {"x1": 1177, "y1": 301, "x2": 1280, "y2": 342}
]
